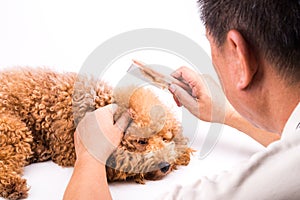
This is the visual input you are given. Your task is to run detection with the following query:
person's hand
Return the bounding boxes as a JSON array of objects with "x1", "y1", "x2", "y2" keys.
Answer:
[
  {"x1": 169, "y1": 66, "x2": 234, "y2": 124},
  {"x1": 74, "y1": 104, "x2": 131, "y2": 163}
]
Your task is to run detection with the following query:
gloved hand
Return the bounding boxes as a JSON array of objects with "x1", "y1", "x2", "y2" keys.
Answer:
[
  {"x1": 75, "y1": 104, "x2": 131, "y2": 163},
  {"x1": 169, "y1": 66, "x2": 234, "y2": 124}
]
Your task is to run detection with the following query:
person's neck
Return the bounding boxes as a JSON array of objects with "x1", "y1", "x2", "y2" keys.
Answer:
[{"x1": 264, "y1": 75, "x2": 300, "y2": 134}]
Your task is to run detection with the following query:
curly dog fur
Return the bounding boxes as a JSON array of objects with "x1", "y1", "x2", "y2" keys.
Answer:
[{"x1": 0, "y1": 67, "x2": 193, "y2": 200}]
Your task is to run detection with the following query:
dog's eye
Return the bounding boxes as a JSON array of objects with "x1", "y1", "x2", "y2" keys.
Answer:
[{"x1": 137, "y1": 140, "x2": 147, "y2": 145}]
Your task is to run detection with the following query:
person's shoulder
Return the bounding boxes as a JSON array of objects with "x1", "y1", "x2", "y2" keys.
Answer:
[
  {"x1": 246, "y1": 134, "x2": 300, "y2": 166},
  {"x1": 270, "y1": 134, "x2": 300, "y2": 150},
  {"x1": 281, "y1": 102, "x2": 300, "y2": 138}
]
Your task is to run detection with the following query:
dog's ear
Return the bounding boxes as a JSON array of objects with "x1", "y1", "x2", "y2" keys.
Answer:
[
  {"x1": 94, "y1": 81, "x2": 113, "y2": 109},
  {"x1": 73, "y1": 77, "x2": 110, "y2": 124},
  {"x1": 112, "y1": 85, "x2": 138, "y2": 121}
]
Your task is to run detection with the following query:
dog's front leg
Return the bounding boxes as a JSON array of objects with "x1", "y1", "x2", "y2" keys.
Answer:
[{"x1": 0, "y1": 115, "x2": 34, "y2": 200}]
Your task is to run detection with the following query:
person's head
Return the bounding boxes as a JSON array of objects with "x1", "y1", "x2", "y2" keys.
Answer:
[{"x1": 198, "y1": 0, "x2": 300, "y2": 132}]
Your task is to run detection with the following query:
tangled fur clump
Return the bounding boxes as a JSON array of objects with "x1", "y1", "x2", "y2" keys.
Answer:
[{"x1": 0, "y1": 67, "x2": 193, "y2": 200}]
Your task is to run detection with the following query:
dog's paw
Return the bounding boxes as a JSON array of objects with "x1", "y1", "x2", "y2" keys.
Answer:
[{"x1": 0, "y1": 175, "x2": 28, "y2": 200}]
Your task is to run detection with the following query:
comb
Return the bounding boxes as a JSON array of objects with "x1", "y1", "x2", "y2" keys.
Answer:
[{"x1": 127, "y1": 59, "x2": 192, "y2": 93}]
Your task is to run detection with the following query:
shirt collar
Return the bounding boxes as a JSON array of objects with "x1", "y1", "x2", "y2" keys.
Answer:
[{"x1": 281, "y1": 102, "x2": 300, "y2": 139}]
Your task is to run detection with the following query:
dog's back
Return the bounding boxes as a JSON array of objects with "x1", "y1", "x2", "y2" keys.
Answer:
[{"x1": 0, "y1": 68, "x2": 78, "y2": 163}]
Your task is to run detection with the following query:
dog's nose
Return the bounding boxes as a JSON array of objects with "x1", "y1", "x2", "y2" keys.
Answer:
[{"x1": 158, "y1": 162, "x2": 170, "y2": 173}]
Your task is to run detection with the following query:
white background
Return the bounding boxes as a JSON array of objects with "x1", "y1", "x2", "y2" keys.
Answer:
[
  {"x1": 0, "y1": 1, "x2": 264, "y2": 200},
  {"x1": 0, "y1": 0, "x2": 210, "y2": 70}
]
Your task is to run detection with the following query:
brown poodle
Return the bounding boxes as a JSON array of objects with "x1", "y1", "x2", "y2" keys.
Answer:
[{"x1": 0, "y1": 67, "x2": 193, "y2": 200}]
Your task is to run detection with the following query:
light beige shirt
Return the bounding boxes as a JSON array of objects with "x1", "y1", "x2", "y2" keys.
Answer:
[{"x1": 160, "y1": 103, "x2": 300, "y2": 200}]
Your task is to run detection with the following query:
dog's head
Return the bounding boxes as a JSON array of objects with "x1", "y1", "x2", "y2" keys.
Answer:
[
  {"x1": 73, "y1": 80, "x2": 192, "y2": 183},
  {"x1": 106, "y1": 86, "x2": 193, "y2": 183}
]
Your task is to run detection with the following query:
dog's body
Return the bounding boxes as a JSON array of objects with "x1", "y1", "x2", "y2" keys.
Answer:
[{"x1": 0, "y1": 67, "x2": 192, "y2": 200}]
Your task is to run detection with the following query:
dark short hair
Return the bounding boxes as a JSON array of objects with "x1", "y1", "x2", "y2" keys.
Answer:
[{"x1": 198, "y1": 0, "x2": 300, "y2": 84}]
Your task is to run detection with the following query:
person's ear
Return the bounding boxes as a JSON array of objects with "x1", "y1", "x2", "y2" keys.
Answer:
[{"x1": 226, "y1": 30, "x2": 258, "y2": 90}]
